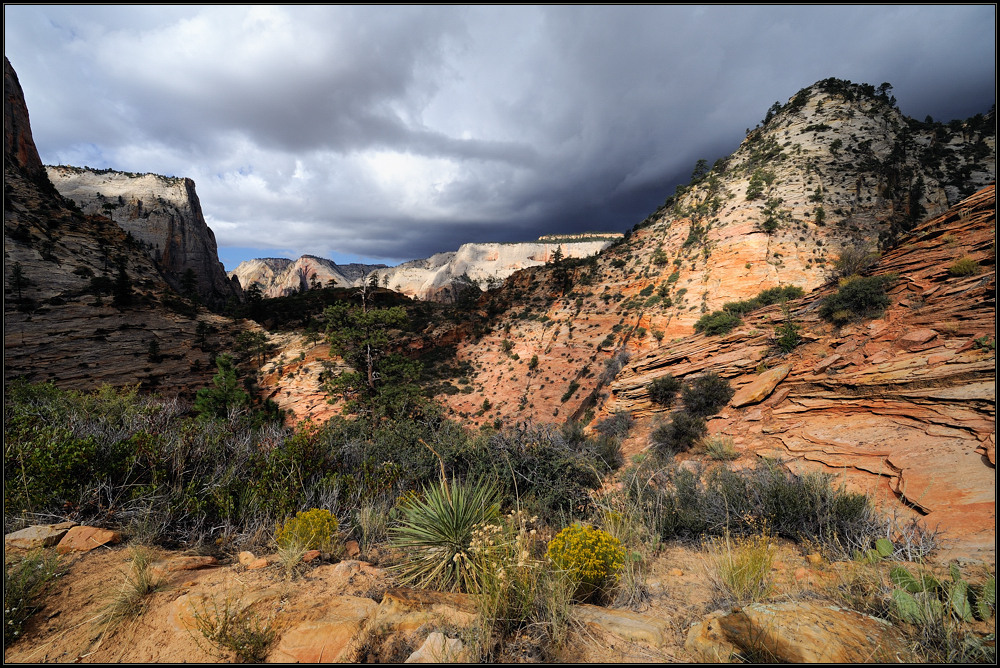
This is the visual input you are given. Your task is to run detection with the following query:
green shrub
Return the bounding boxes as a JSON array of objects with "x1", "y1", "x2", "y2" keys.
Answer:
[
  {"x1": 647, "y1": 374, "x2": 681, "y2": 406},
  {"x1": 723, "y1": 285, "x2": 804, "y2": 315},
  {"x1": 650, "y1": 412, "x2": 707, "y2": 458},
  {"x1": 546, "y1": 523, "x2": 625, "y2": 600},
  {"x1": 622, "y1": 459, "x2": 916, "y2": 559},
  {"x1": 693, "y1": 310, "x2": 742, "y2": 336},
  {"x1": 594, "y1": 411, "x2": 634, "y2": 439},
  {"x1": 774, "y1": 306, "x2": 802, "y2": 352},
  {"x1": 681, "y1": 373, "x2": 734, "y2": 417},
  {"x1": 274, "y1": 508, "x2": 339, "y2": 552},
  {"x1": 560, "y1": 381, "x2": 580, "y2": 403},
  {"x1": 448, "y1": 422, "x2": 612, "y2": 524},
  {"x1": 819, "y1": 275, "x2": 893, "y2": 325},
  {"x1": 390, "y1": 477, "x2": 500, "y2": 592},
  {"x1": 947, "y1": 257, "x2": 980, "y2": 277}
]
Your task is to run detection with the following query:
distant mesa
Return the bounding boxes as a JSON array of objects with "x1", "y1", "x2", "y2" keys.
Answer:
[{"x1": 231, "y1": 235, "x2": 621, "y2": 303}]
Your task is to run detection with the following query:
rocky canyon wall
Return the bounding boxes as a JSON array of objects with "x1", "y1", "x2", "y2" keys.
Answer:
[
  {"x1": 4, "y1": 57, "x2": 240, "y2": 397},
  {"x1": 46, "y1": 166, "x2": 243, "y2": 309}
]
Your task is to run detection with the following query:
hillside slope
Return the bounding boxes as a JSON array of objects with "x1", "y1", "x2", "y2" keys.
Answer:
[
  {"x1": 432, "y1": 79, "x2": 994, "y2": 428},
  {"x1": 3, "y1": 57, "x2": 243, "y2": 397},
  {"x1": 611, "y1": 184, "x2": 995, "y2": 560}
]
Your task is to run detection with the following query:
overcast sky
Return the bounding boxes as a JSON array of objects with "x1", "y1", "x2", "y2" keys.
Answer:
[{"x1": 5, "y1": 5, "x2": 995, "y2": 269}]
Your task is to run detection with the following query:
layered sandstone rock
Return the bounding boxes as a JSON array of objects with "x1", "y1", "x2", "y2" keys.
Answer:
[
  {"x1": 46, "y1": 165, "x2": 243, "y2": 309},
  {"x1": 608, "y1": 185, "x2": 996, "y2": 560}
]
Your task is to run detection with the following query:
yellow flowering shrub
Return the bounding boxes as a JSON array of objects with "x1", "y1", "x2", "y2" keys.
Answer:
[
  {"x1": 275, "y1": 508, "x2": 339, "y2": 551},
  {"x1": 546, "y1": 523, "x2": 625, "y2": 592}
]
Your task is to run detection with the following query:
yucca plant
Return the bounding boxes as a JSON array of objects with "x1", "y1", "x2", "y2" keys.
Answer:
[{"x1": 390, "y1": 476, "x2": 500, "y2": 592}]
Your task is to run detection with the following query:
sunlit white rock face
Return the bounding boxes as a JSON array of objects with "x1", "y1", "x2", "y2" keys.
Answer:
[
  {"x1": 229, "y1": 255, "x2": 387, "y2": 297},
  {"x1": 46, "y1": 165, "x2": 243, "y2": 307},
  {"x1": 231, "y1": 235, "x2": 621, "y2": 302},
  {"x1": 369, "y1": 238, "x2": 619, "y2": 302}
]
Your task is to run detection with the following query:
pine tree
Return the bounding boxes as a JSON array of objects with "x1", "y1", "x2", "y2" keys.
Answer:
[
  {"x1": 194, "y1": 354, "x2": 249, "y2": 419},
  {"x1": 324, "y1": 297, "x2": 423, "y2": 419},
  {"x1": 112, "y1": 257, "x2": 133, "y2": 308}
]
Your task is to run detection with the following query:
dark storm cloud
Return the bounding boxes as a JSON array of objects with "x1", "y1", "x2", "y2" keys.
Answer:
[{"x1": 4, "y1": 5, "x2": 994, "y2": 266}]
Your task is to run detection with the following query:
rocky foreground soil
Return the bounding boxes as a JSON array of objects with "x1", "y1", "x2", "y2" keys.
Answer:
[{"x1": 8, "y1": 521, "x2": 993, "y2": 664}]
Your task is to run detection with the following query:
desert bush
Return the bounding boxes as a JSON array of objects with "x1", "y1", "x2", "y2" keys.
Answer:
[
  {"x1": 703, "y1": 435, "x2": 739, "y2": 460},
  {"x1": 624, "y1": 460, "x2": 918, "y2": 559},
  {"x1": 390, "y1": 477, "x2": 500, "y2": 592},
  {"x1": 190, "y1": 592, "x2": 277, "y2": 663},
  {"x1": 693, "y1": 310, "x2": 742, "y2": 336},
  {"x1": 4, "y1": 381, "x2": 329, "y2": 547},
  {"x1": 704, "y1": 530, "x2": 775, "y2": 604},
  {"x1": 4, "y1": 549, "x2": 62, "y2": 647},
  {"x1": 832, "y1": 243, "x2": 879, "y2": 278},
  {"x1": 819, "y1": 275, "x2": 893, "y2": 325},
  {"x1": 455, "y1": 422, "x2": 612, "y2": 523},
  {"x1": 774, "y1": 313, "x2": 802, "y2": 353},
  {"x1": 594, "y1": 411, "x2": 634, "y2": 440},
  {"x1": 723, "y1": 285, "x2": 805, "y2": 315},
  {"x1": 650, "y1": 413, "x2": 707, "y2": 458},
  {"x1": 947, "y1": 257, "x2": 980, "y2": 277},
  {"x1": 560, "y1": 381, "x2": 580, "y2": 403},
  {"x1": 647, "y1": 374, "x2": 681, "y2": 406},
  {"x1": 274, "y1": 508, "x2": 339, "y2": 552},
  {"x1": 546, "y1": 523, "x2": 625, "y2": 601},
  {"x1": 681, "y1": 372, "x2": 734, "y2": 417},
  {"x1": 600, "y1": 348, "x2": 630, "y2": 382}
]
